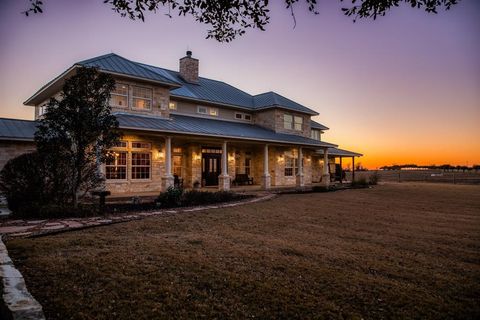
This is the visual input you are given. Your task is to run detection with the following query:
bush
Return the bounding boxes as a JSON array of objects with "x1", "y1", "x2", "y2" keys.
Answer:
[
  {"x1": 369, "y1": 171, "x2": 380, "y2": 185},
  {"x1": 0, "y1": 152, "x2": 50, "y2": 214},
  {"x1": 156, "y1": 188, "x2": 251, "y2": 209},
  {"x1": 156, "y1": 186, "x2": 183, "y2": 208}
]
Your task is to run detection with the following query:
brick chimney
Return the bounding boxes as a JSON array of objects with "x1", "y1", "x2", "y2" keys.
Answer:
[{"x1": 179, "y1": 50, "x2": 199, "y2": 83}]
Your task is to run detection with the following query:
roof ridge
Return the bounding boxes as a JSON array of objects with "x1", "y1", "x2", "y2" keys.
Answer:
[{"x1": 76, "y1": 53, "x2": 117, "y2": 65}]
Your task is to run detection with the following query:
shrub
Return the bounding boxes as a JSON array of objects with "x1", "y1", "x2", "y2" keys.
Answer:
[
  {"x1": 0, "y1": 152, "x2": 50, "y2": 214},
  {"x1": 156, "y1": 186, "x2": 183, "y2": 208},
  {"x1": 369, "y1": 171, "x2": 380, "y2": 185}
]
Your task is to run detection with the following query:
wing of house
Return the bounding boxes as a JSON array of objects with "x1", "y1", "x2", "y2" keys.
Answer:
[{"x1": 1, "y1": 51, "x2": 361, "y2": 194}]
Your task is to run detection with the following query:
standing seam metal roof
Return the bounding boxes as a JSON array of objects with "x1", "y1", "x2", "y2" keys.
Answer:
[
  {"x1": 0, "y1": 118, "x2": 37, "y2": 141},
  {"x1": 115, "y1": 113, "x2": 337, "y2": 147}
]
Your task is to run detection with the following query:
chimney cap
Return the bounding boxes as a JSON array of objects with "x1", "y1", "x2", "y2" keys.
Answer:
[{"x1": 186, "y1": 50, "x2": 192, "y2": 57}]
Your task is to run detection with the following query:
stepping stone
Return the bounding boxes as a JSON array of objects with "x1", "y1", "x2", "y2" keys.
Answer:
[
  {"x1": 42, "y1": 225, "x2": 65, "y2": 231},
  {"x1": 0, "y1": 226, "x2": 33, "y2": 234},
  {"x1": 63, "y1": 221, "x2": 84, "y2": 228},
  {"x1": 96, "y1": 219, "x2": 112, "y2": 224},
  {"x1": 10, "y1": 232, "x2": 32, "y2": 237},
  {"x1": 27, "y1": 220, "x2": 47, "y2": 224},
  {"x1": 44, "y1": 222, "x2": 62, "y2": 227}
]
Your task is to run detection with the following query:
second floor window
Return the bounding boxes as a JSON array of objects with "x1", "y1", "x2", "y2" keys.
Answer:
[
  {"x1": 284, "y1": 114, "x2": 293, "y2": 130},
  {"x1": 169, "y1": 101, "x2": 177, "y2": 110},
  {"x1": 110, "y1": 83, "x2": 128, "y2": 108},
  {"x1": 132, "y1": 86, "x2": 152, "y2": 110},
  {"x1": 294, "y1": 116, "x2": 303, "y2": 131},
  {"x1": 311, "y1": 129, "x2": 321, "y2": 140}
]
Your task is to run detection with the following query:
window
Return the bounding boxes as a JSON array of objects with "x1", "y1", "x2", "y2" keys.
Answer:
[
  {"x1": 210, "y1": 108, "x2": 218, "y2": 116},
  {"x1": 132, "y1": 142, "x2": 151, "y2": 149},
  {"x1": 169, "y1": 101, "x2": 177, "y2": 110},
  {"x1": 284, "y1": 150, "x2": 298, "y2": 177},
  {"x1": 131, "y1": 153, "x2": 151, "y2": 179},
  {"x1": 112, "y1": 141, "x2": 128, "y2": 148},
  {"x1": 197, "y1": 106, "x2": 218, "y2": 117},
  {"x1": 110, "y1": 83, "x2": 129, "y2": 108},
  {"x1": 245, "y1": 157, "x2": 251, "y2": 176},
  {"x1": 132, "y1": 86, "x2": 152, "y2": 110},
  {"x1": 294, "y1": 116, "x2": 303, "y2": 131},
  {"x1": 38, "y1": 104, "x2": 47, "y2": 117},
  {"x1": 197, "y1": 106, "x2": 208, "y2": 114},
  {"x1": 311, "y1": 129, "x2": 320, "y2": 140},
  {"x1": 283, "y1": 114, "x2": 293, "y2": 130},
  {"x1": 105, "y1": 151, "x2": 127, "y2": 180},
  {"x1": 235, "y1": 112, "x2": 252, "y2": 121}
]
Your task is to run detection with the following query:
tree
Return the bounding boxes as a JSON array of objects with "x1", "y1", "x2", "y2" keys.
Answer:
[
  {"x1": 23, "y1": 0, "x2": 459, "y2": 42},
  {"x1": 35, "y1": 67, "x2": 120, "y2": 208}
]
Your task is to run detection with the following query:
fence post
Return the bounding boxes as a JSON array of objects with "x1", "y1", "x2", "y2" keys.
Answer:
[
  {"x1": 398, "y1": 171, "x2": 401, "y2": 183},
  {"x1": 453, "y1": 173, "x2": 456, "y2": 184}
]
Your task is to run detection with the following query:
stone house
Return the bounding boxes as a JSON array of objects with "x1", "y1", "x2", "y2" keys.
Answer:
[{"x1": 0, "y1": 52, "x2": 361, "y2": 195}]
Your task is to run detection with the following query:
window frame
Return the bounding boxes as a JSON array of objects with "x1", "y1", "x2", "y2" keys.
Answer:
[
  {"x1": 311, "y1": 129, "x2": 320, "y2": 140},
  {"x1": 110, "y1": 83, "x2": 129, "y2": 109},
  {"x1": 131, "y1": 152, "x2": 152, "y2": 180},
  {"x1": 105, "y1": 151, "x2": 128, "y2": 180},
  {"x1": 197, "y1": 106, "x2": 208, "y2": 115},
  {"x1": 294, "y1": 116, "x2": 303, "y2": 131},
  {"x1": 235, "y1": 112, "x2": 252, "y2": 122},
  {"x1": 169, "y1": 101, "x2": 177, "y2": 110},
  {"x1": 283, "y1": 114, "x2": 293, "y2": 130},
  {"x1": 131, "y1": 85, "x2": 153, "y2": 111}
]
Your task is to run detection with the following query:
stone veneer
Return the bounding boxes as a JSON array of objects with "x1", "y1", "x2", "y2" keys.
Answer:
[
  {"x1": 254, "y1": 109, "x2": 312, "y2": 138},
  {"x1": 0, "y1": 141, "x2": 36, "y2": 172}
]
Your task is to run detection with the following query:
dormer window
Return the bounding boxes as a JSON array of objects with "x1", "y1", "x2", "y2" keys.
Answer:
[
  {"x1": 284, "y1": 114, "x2": 303, "y2": 131},
  {"x1": 110, "y1": 83, "x2": 128, "y2": 108},
  {"x1": 132, "y1": 86, "x2": 152, "y2": 110},
  {"x1": 169, "y1": 101, "x2": 177, "y2": 110},
  {"x1": 284, "y1": 114, "x2": 293, "y2": 130},
  {"x1": 210, "y1": 108, "x2": 218, "y2": 116},
  {"x1": 197, "y1": 106, "x2": 208, "y2": 114}
]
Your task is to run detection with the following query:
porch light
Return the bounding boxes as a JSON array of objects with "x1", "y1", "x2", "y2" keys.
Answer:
[
  {"x1": 193, "y1": 152, "x2": 201, "y2": 161},
  {"x1": 157, "y1": 151, "x2": 164, "y2": 159}
]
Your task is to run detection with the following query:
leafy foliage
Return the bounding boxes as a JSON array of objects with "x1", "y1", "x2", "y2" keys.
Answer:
[
  {"x1": 34, "y1": 67, "x2": 120, "y2": 208},
  {"x1": 22, "y1": 0, "x2": 459, "y2": 42}
]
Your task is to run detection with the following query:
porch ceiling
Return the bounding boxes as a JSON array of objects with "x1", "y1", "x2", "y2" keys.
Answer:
[{"x1": 115, "y1": 113, "x2": 338, "y2": 148}]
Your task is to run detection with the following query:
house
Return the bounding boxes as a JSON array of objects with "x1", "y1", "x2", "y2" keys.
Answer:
[{"x1": 0, "y1": 51, "x2": 361, "y2": 195}]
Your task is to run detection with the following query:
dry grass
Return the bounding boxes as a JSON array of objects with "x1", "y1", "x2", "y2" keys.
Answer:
[{"x1": 7, "y1": 183, "x2": 480, "y2": 319}]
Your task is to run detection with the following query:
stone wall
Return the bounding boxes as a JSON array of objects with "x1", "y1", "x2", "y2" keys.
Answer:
[
  {"x1": 0, "y1": 141, "x2": 36, "y2": 172},
  {"x1": 254, "y1": 109, "x2": 311, "y2": 138}
]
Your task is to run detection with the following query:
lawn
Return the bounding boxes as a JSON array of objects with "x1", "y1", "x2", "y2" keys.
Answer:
[{"x1": 6, "y1": 183, "x2": 480, "y2": 319}]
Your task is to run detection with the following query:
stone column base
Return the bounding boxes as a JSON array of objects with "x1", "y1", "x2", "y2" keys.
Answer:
[
  {"x1": 296, "y1": 174, "x2": 305, "y2": 187},
  {"x1": 161, "y1": 175, "x2": 174, "y2": 190},
  {"x1": 321, "y1": 174, "x2": 330, "y2": 187},
  {"x1": 261, "y1": 174, "x2": 271, "y2": 190},
  {"x1": 218, "y1": 175, "x2": 231, "y2": 191}
]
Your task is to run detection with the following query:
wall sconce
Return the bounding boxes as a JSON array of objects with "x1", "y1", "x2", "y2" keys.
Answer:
[
  {"x1": 228, "y1": 153, "x2": 235, "y2": 161},
  {"x1": 157, "y1": 151, "x2": 164, "y2": 160},
  {"x1": 193, "y1": 153, "x2": 201, "y2": 161}
]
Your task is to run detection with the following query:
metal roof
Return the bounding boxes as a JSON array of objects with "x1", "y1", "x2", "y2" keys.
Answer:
[
  {"x1": 252, "y1": 92, "x2": 318, "y2": 115},
  {"x1": 310, "y1": 119, "x2": 329, "y2": 131},
  {"x1": 77, "y1": 54, "x2": 181, "y2": 87},
  {"x1": 0, "y1": 118, "x2": 37, "y2": 141},
  {"x1": 116, "y1": 113, "x2": 337, "y2": 147},
  {"x1": 317, "y1": 147, "x2": 362, "y2": 157}
]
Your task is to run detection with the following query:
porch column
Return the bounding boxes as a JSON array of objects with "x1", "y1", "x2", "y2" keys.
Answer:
[
  {"x1": 296, "y1": 146, "x2": 305, "y2": 187},
  {"x1": 218, "y1": 141, "x2": 230, "y2": 190},
  {"x1": 339, "y1": 156, "x2": 343, "y2": 184},
  {"x1": 352, "y1": 156, "x2": 355, "y2": 183},
  {"x1": 261, "y1": 144, "x2": 271, "y2": 190},
  {"x1": 321, "y1": 147, "x2": 330, "y2": 187},
  {"x1": 162, "y1": 136, "x2": 174, "y2": 190}
]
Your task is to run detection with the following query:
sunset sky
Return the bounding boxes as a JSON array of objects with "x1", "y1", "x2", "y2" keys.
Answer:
[{"x1": 0, "y1": 0, "x2": 479, "y2": 169}]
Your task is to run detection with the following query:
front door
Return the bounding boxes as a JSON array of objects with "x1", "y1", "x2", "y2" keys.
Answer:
[{"x1": 202, "y1": 152, "x2": 222, "y2": 186}]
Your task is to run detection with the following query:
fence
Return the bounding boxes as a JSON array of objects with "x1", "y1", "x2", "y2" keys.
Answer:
[{"x1": 344, "y1": 170, "x2": 480, "y2": 185}]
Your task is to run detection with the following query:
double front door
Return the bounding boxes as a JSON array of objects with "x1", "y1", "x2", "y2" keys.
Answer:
[{"x1": 202, "y1": 149, "x2": 222, "y2": 186}]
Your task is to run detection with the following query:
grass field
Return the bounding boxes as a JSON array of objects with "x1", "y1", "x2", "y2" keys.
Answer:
[{"x1": 6, "y1": 183, "x2": 480, "y2": 319}]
